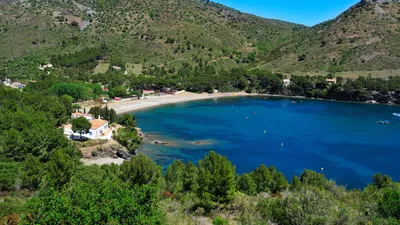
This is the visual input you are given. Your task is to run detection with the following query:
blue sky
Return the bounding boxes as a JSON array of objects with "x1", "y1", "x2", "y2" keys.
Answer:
[{"x1": 213, "y1": 0, "x2": 360, "y2": 26}]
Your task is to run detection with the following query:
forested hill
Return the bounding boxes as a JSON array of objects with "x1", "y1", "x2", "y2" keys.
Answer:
[
  {"x1": 264, "y1": 0, "x2": 400, "y2": 73},
  {"x1": 0, "y1": 0, "x2": 400, "y2": 75},
  {"x1": 0, "y1": 0, "x2": 301, "y2": 71}
]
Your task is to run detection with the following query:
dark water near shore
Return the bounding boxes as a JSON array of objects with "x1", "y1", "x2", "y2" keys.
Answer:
[{"x1": 132, "y1": 97, "x2": 400, "y2": 189}]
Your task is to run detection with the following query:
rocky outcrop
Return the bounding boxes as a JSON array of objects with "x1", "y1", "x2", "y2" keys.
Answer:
[
  {"x1": 116, "y1": 149, "x2": 131, "y2": 159},
  {"x1": 153, "y1": 140, "x2": 169, "y2": 146}
]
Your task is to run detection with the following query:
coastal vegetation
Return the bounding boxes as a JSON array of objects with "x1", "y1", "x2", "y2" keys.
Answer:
[
  {"x1": 0, "y1": 86, "x2": 398, "y2": 223},
  {"x1": 1, "y1": 0, "x2": 400, "y2": 223}
]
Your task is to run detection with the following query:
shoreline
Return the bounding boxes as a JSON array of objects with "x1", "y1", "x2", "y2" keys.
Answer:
[
  {"x1": 106, "y1": 91, "x2": 255, "y2": 114},
  {"x1": 105, "y1": 92, "x2": 399, "y2": 115}
]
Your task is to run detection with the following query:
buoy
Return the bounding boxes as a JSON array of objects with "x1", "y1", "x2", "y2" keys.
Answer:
[
  {"x1": 321, "y1": 167, "x2": 324, "y2": 171},
  {"x1": 246, "y1": 117, "x2": 248, "y2": 119},
  {"x1": 264, "y1": 130, "x2": 266, "y2": 133},
  {"x1": 283, "y1": 104, "x2": 285, "y2": 107},
  {"x1": 254, "y1": 112, "x2": 257, "y2": 114},
  {"x1": 281, "y1": 143, "x2": 284, "y2": 146}
]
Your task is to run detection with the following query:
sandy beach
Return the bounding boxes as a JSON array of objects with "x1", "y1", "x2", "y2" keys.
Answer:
[{"x1": 105, "y1": 91, "x2": 252, "y2": 114}]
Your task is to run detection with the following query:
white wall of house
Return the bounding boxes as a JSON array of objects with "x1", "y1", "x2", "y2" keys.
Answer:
[
  {"x1": 64, "y1": 122, "x2": 112, "y2": 140},
  {"x1": 89, "y1": 123, "x2": 109, "y2": 139}
]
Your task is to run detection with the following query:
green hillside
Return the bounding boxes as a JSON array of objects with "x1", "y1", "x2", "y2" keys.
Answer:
[
  {"x1": 0, "y1": 0, "x2": 399, "y2": 77},
  {"x1": 262, "y1": 0, "x2": 400, "y2": 73},
  {"x1": 0, "y1": 0, "x2": 301, "y2": 75}
]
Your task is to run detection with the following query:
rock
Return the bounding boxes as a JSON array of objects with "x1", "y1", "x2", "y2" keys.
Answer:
[
  {"x1": 192, "y1": 140, "x2": 212, "y2": 146},
  {"x1": 137, "y1": 129, "x2": 150, "y2": 140},
  {"x1": 153, "y1": 140, "x2": 169, "y2": 146},
  {"x1": 116, "y1": 150, "x2": 131, "y2": 159}
]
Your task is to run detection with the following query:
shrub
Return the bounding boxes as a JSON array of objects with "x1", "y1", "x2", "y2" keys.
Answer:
[{"x1": 212, "y1": 216, "x2": 229, "y2": 225}]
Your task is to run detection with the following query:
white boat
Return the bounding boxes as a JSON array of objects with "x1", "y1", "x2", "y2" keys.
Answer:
[{"x1": 393, "y1": 113, "x2": 400, "y2": 117}]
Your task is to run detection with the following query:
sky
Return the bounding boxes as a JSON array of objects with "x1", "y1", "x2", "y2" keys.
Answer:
[{"x1": 213, "y1": 0, "x2": 360, "y2": 26}]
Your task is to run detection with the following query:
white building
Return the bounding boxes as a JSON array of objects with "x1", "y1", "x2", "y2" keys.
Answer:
[
  {"x1": 326, "y1": 78, "x2": 337, "y2": 85},
  {"x1": 39, "y1": 64, "x2": 53, "y2": 71},
  {"x1": 283, "y1": 78, "x2": 291, "y2": 87},
  {"x1": 143, "y1": 90, "x2": 155, "y2": 95},
  {"x1": 72, "y1": 112, "x2": 94, "y2": 120},
  {"x1": 63, "y1": 118, "x2": 112, "y2": 140}
]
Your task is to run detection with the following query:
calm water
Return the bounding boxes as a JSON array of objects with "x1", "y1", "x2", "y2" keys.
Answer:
[{"x1": 132, "y1": 97, "x2": 400, "y2": 189}]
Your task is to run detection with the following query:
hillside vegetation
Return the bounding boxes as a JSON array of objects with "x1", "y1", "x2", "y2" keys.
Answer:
[
  {"x1": 264, "y1": 0, "x2": 400, "y2": 73},
  {"x1": 1, "y1": 0, "x2": 399, "y2": 76}
]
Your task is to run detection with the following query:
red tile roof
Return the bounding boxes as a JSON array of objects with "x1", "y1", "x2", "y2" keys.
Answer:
[{"x1": 90, "y1": 119, "x2": 108, "y2": 130}]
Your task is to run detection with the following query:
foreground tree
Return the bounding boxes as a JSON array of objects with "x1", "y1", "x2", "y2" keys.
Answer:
[
  {"x1": 23, "y1": 166, "x2": 164, "y2": 224},
  {"x1": 165, "y1": 160, "x2": 186, "y2": 194},
  {"x1": 21, "y1": 154, "x2": 43, "y2": 191},
  {"x1": 379, "y1": 188, "x2": 400, "y2": 220},
  {"x1": 46, "y1": 150, "x2": 78, "y2": 190},
  {"x1": 197, "y1": 151, "x2": 236, "y2": 209},
  {"x1": 120, "y1": 154, "x2": 163, "y2": 187},
  {"x1": 236, "y1": 173, "x2": 257, "y2": 196}
]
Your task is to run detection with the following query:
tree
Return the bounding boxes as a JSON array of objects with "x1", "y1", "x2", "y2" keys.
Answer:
[
  {"x1": 108, "y1": 86, "x2": 129, "y2": 98},
  {"x1": 197, "y1": 151, "x2": 236, "y2": 208},
  {"x1": 0, "y1": 162, "x2": 20, "y2": 191},
  {"x1": 379, "y1": 188, "x2": 400, "y2": 219},
  {"x1": 165, "y1": 160, "x2": 186, "y2": 193},
  {"x1": 109, "y1": 109, "x2": 117, "y2": 123},
  {"x1": 118, "y1": 114, "x2": 137, "y2": 128},
  {"x1": 46, "y1": 149, "x2": 78, "y2": 190},
  {"x1": 60, "y1": 95, "x2": 73, "y2": 117},
  {"x1": 88, "y1": 106, "x2": 102, "y2": 119},
  {"x1": 236, "y1": 173, "x2": 257, "y2": 196},
  {"x1": 290, "y1": 175, "x2": 301, "y2": 191},
  {"x1": 23, "y1": 175, "x2": 165, "y2": 224},
  {"x1": 183, "y1": 161, "x2": 199, "y2": 192},
  {"x1": 373, "y1": 173, "x2": 393, "y2": 189},
  {"x1": 71, "y1": 117, "x2": 91, "y2": 140},
  {"x1": 120, "y1": 154, "x2": 163, "y2": 187},
  {"x1": 250, "y1": 165, "x2": 288, "y2": 194},
  {"x1": 251, "y1": 164, "x2": 272, "y2": 193},
  {"x1": 299, "y1": 169, "x2": 327, "y2": 188},
  {"x1": 114, "y1": 128, "x2": 141, "y2": 153},
  {"x1": 21, "y1": 154, "x2": 43, "y2": 191}
]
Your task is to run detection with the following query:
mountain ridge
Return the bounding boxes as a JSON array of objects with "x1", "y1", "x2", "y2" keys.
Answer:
[{"x1": 0, "y1": 0, "x2": 399, "y2": 77}]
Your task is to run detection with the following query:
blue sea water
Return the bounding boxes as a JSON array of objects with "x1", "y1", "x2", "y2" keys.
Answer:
[{"x1": 132, "y1": 97, "x2": 400, "y2": 189}]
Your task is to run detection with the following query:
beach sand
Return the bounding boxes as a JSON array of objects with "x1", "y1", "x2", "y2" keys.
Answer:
[{"x1": 105, "y1": 91, "x2": 252, "y2": 114}]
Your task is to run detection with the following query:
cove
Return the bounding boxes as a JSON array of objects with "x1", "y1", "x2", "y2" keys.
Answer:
[{"x1": 131, "y1": 96, "x2": 400, "y2": 189}]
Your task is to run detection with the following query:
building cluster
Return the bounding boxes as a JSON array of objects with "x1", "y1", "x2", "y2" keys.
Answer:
[
  {"x1": 38, "y1": 64, "x2": 53, "y2": 71},
  {"x1": 63, "y1": 112, "x2": 113, "y2": 140},
  {"x1": 282, "y1": 78, "x2": 337, "y2": 87},
  {"x1": 2, "y1": 78, "x2": 25, "y2": 89}
]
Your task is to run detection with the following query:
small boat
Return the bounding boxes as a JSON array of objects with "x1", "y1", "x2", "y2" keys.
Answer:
[
  {"x1": 377, "y1": 120, "x2": 390, "y2": 125},
  {"x1": 291, "y1": 101, "x2": 297, "y2": 104},
  {"x1": 393, "y1": 113, "x2": 400, "y2": 117}
]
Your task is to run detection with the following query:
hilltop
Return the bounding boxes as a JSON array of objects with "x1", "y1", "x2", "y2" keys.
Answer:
[
  {"x1": 0, "y1": 0, "x2": 399, "y2": 77},
  {"x1": 262, "y1": 0, "x2": 400, "y2": 73}
]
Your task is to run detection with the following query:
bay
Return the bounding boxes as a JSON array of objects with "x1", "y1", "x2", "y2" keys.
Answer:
[{"x1": 132, "y1": 96, "x2": 400, "y2": 189}]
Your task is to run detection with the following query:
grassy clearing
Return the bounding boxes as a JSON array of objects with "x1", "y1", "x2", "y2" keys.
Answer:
[{"x1": 93, "y1": 62, "x2": 110, "y2": 74}]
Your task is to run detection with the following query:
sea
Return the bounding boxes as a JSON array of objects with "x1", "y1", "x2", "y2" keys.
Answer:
[{"x1": 132, "y1": 96, "x2": 400, "y2": 189}]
